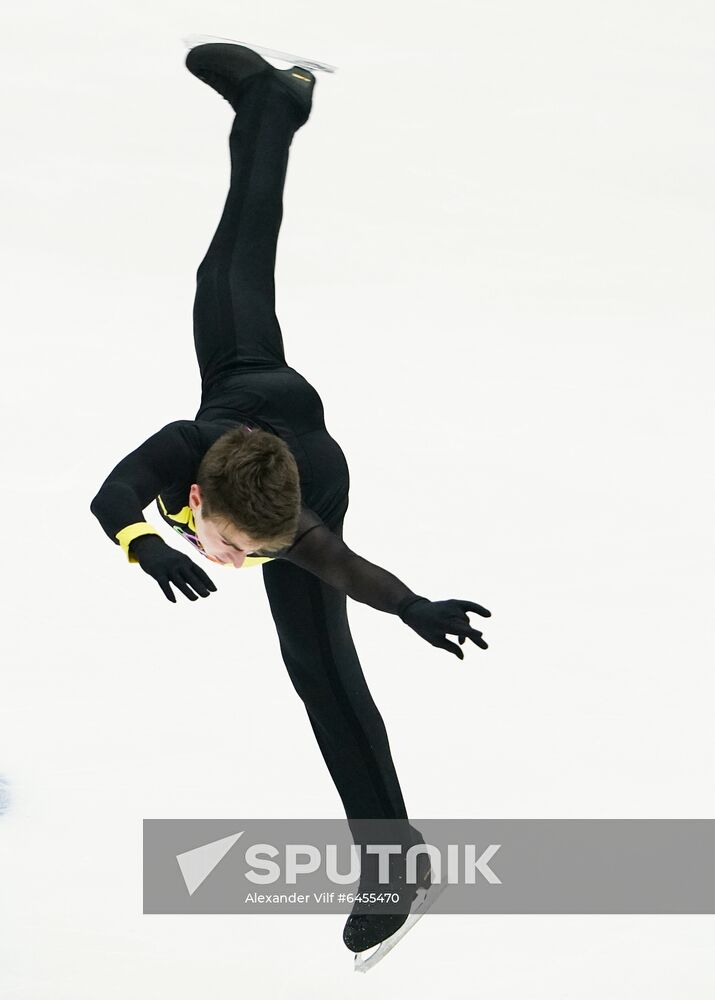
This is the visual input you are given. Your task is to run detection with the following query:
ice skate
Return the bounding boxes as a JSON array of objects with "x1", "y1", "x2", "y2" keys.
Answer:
[
  {"x1": 343, "y1": 852, "x2": 447, "y2": 973},
  {"x1": 184, "y1": 39, "x2": 318, "y2": 124},
  {"x1": 182, "y1": 33, "x2": 338, "y2": 74},
  {"x1": 353, "y1": 875, "x2": 448, "y2": 973}
]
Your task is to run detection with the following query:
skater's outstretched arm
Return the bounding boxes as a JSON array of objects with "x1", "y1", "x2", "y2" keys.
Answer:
[
  {"x1": 280, "y1": 522, "x2": 491, "y2": 659},
  {"x1": 90, "y1": 420, "x2": 201, "y2": 558},
  {"x1": 89, "y1": 421, "x2": 218, "y2": 602}
]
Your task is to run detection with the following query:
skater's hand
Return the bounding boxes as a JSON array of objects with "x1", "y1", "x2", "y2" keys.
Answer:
[
  {"x1": 131, "y1": 535, "x2": 217, "y2": 603},
  {"x1": 398, "y1": 597, "x2": 490, "y2": 659}
]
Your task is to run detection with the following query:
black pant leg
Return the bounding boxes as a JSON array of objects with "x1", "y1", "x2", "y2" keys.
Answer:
[
  {"x1": 193, "y1": 75, "x2": 304, "y2": 390},
  {"x1": 261, "y1": 515, "x2": 414, "y2": 843}
]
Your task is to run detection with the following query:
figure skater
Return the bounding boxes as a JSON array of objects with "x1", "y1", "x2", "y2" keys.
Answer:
[{"x1": 89, "y1": 39, "x2": 491, "y2": 967}]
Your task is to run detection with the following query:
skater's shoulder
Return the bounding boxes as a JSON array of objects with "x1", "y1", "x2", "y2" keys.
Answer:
[
  {"x1": 140, "y1": 418, "x2": 204, "y2": 453},
  {"x1": 155, "y1": 418, "x2": 216, "y2": 446},
  {"x1": 159, "y1": 417, "x2": 202, "y2": 433},
  {"x1": 149, "y1": 416, "x2": 262, "y2": 459}
]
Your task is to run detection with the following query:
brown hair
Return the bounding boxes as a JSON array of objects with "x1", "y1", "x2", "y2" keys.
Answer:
[{"x1": 196, "y1": 426, "x2": 301, "y2": 552}]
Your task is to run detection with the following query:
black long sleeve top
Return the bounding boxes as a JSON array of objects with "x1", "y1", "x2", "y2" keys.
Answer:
[{"x1": 89, "y1": 419, "x2": 426, "y2": 618}]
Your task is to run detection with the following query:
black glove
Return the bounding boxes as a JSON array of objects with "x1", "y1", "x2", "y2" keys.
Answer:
[
  {"x1": 131, "y1": 535, "x2": 217, "y2": 603},
  {"x1": 398, "y1": 596, "x2": 490, "y2": 659}
]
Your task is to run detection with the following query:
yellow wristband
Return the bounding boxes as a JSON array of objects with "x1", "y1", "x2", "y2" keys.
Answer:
[{"x1": 116, "y1": 522, "x2": 162, "y2": 563}]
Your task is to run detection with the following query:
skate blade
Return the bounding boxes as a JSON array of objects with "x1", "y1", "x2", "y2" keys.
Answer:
[
  {"x1": 353, "y1": 879, "x2": 448, "y2": 974},
  {"x1": 181, "y1": 34, "x2": 338, "y2": 74}
]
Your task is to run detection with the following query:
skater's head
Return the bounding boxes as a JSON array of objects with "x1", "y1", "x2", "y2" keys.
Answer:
[{"x1": 189, "y1": 426, "x2": 301, "y2": 566}]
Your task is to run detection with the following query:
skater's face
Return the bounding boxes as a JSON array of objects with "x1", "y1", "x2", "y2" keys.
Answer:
[{"x1": 188, "y1": 484, "x2": 263, "y2": 567}]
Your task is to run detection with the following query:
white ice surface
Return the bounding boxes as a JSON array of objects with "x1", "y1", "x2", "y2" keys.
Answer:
[{"x1": 1, "y1": 0, "x2": 714, "y2": 997}]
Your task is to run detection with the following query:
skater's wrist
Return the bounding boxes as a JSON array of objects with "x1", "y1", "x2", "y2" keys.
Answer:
[
  {"x1": 396, "y1": 594, "x2": 430, "y2": 621},
  {"x1": 129, "y1": 534, "x2": 166, "y2": 559}
]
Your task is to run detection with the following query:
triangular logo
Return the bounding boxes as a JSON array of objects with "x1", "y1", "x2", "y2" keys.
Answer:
[{"x1": 176, "y1": 831, "x2": 244, "y2": 896}]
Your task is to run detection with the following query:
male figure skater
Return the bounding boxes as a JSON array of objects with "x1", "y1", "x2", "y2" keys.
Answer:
[{"x1": 89, "y1": 40, "x2": 491, "y2": 964}]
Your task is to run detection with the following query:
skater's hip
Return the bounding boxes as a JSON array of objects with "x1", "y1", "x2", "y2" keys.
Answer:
[
  {"x1": 198, "y1": 364, "x2": 326, "y2": 435},
  {"x1": 195, "y1": 365, "x2": 350, "y2": 522}
]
